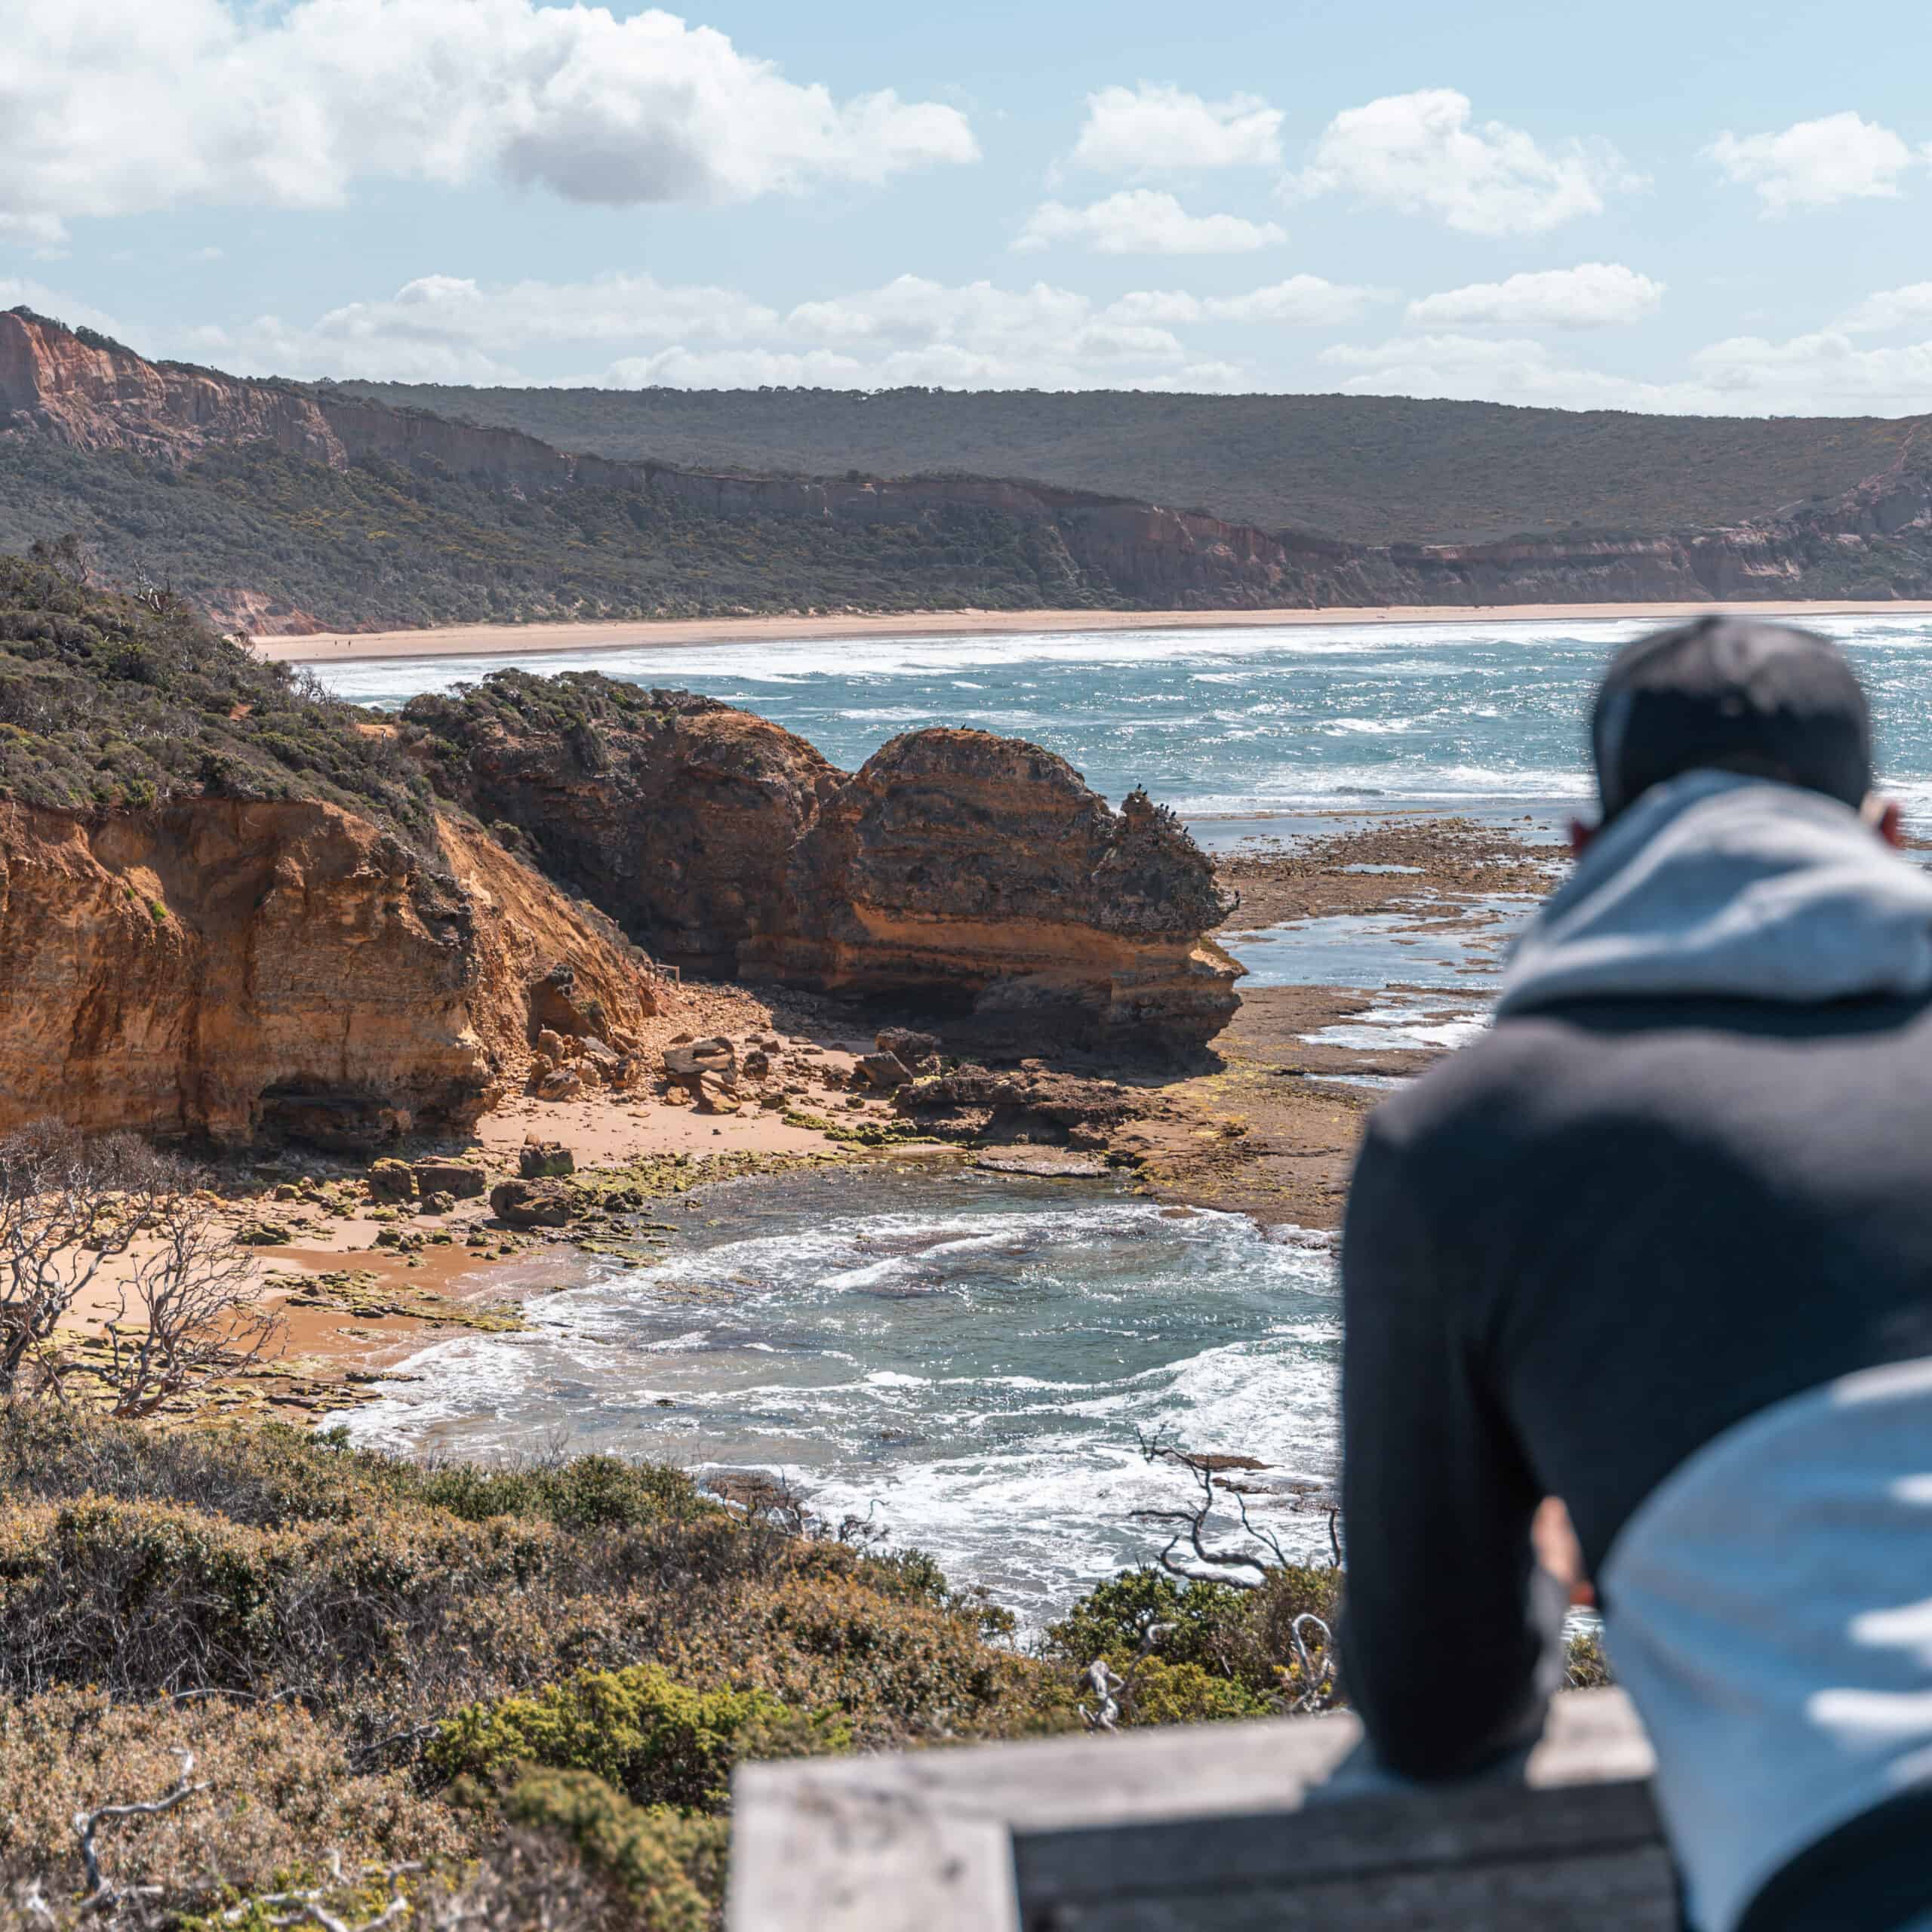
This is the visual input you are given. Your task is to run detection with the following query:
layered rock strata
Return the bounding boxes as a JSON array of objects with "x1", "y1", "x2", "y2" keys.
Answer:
[
  {"x1": 412, "y1": 677, "x2": 1241, "y2": 1054},
  {"x1": 0, "y1": 798, "x2": 658, "y2": 1146}
]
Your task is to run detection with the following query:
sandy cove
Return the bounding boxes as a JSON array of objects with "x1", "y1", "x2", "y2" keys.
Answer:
[{"x1": 248, "y1": 599, "x2": 1932, "y2": 665}]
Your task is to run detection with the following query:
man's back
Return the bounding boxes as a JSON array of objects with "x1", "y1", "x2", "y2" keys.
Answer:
[{"x1": 1345, "y1": 989, "x2": 1932, "y2": 1930}]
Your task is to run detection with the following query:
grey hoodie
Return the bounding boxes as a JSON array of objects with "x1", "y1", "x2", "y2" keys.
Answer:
[{"x1": 1497, "y1": 770, "x2": 1932, "y2": 1017}]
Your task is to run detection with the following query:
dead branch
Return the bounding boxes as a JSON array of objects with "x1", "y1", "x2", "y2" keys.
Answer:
[
  {"x1": 0, "y1": 1124, "x2": 175, "y2": 1397},
  {"x1": 98, "y1": 1189, "x2": 285, "y2": 1417},
  {"x1": 1130, "y1": 1425, "x2": 1291, "y2": 1589},
  {"x1": 73, "y1": 1746, "x2": 211, "y2": 1912}
]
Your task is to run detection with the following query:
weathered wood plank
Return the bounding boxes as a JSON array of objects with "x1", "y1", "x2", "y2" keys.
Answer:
[
  {"x1": 728, "y1": 1690, "x2": 1669, "y2": 1932},
  {"x1": 1019, "y1": 1844, "x2": 1682, "y2": 1930}
]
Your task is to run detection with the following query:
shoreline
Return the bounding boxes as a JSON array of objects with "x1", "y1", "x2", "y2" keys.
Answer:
[{"x1": 249, "y1": 598, "x2": 1932, "y2": 666}]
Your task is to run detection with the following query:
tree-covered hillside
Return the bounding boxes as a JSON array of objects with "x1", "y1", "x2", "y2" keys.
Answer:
[
  {"x1": 328, "y1": 383, "x2": 1928, "y2": 546},
  {"x1": 0, "y1": 438, "x2": 1114, "y2": 635}
]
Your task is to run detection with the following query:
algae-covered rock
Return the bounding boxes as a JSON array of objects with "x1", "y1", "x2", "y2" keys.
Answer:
[
  {"x1": 414, "y1": 1157, "x2": 487, "y2": 1199},
  {"x1": 368, "y1": 1157, "x2": 417, "y2": 1201},
  {"x1": 491, "y1": 1178, "x2": 576, "y2": 1228},
  {"x1": 518, "y1": 1139, "x2": 574, "y2": 1179}
]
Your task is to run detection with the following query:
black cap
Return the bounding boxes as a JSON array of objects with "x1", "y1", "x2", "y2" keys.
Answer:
[{"x1": 1592, "y1": 615, "x2": 1873, "y2": 823}]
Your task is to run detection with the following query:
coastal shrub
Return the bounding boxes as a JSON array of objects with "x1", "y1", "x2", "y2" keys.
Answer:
[
  {"x1": 429, "y1": 1665, "x2": 844, "y2": 1810},
  {"x1": 0, "y1": 1687, "x2": 462, "y2": 1909},
  {"x1": 497, "y1": 1772, "x2": 720, "y2": 1930},
  {"x1": 1042, "y1": 1562, "x2": 1344, "y2": 1715},
  {"x1": 0, "y1": 553, "x2": 439, "y2": 844}
]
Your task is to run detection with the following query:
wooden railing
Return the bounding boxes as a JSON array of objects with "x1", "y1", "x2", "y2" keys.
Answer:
[{"x1": 729, "y1": 1687, "x2": 1678, "y2": 1929}]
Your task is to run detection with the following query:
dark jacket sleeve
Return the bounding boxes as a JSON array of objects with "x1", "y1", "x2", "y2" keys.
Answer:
[{"x1": 1338, "y1": 1110, "x2": 1565, "y2": 1779}]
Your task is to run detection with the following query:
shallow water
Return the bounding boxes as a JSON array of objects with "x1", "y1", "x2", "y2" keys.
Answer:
[{"x1": 344, "y1": 1166, "x2": 1341, "y2": 1622}]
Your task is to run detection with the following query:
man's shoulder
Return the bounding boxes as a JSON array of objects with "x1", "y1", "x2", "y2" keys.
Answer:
[{"x1": 1369, "y1": 989, "x2": 1932, "y2": 1155}]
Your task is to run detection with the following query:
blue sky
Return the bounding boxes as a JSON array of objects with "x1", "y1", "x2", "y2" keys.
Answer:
[{"x1": 6, "y1": 0, "x2": 1932, "y2": 411}]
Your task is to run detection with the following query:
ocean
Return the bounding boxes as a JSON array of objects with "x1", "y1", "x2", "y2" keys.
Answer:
[
  {"x1": 321, "y1": 612, "x2": 1932, "y2": 1614},
  {"x1": 319, "y1": 610, "x2": 1932, "y2": 823}
]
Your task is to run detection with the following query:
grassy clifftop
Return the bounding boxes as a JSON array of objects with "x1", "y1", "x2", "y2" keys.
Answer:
[
  {"x1": 0, "y1": 549, "x2": 438, "y2": 842},
  {"x1": 328, "y1": 382, "x2": 1930, "y2": 546},
  {"x1": 0, "y1": 438, "x2": 1112, "y2": 634}
]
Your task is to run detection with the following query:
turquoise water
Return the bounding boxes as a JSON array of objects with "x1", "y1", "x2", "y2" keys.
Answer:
[
  {"x1": 318, "y1": 612, "x2": 1932, "y2": 820},
  {"x1": 346, "y1": 1167, "x2": 1341, "y2": 1621}
]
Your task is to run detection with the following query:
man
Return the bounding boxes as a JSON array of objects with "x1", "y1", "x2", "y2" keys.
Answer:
[{"x1": 1340, "y1": 615, "x2": 1932, "y2": 1932}]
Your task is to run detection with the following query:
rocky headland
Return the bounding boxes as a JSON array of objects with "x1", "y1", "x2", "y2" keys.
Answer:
[{"x1": 406, "y1": 671, "x2": 1242, "y2": 1055}]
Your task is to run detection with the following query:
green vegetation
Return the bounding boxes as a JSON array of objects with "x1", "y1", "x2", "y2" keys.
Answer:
[
  {"x1": 0, "y1": 550, "x2": 438, "y2": 844},
  {"x1": 0, "y1": 436, "x2": 1112, "y2": 634},
  {"x1": 330, "y1": 380, "x2": 1929, "y2": 546},
  {"x1": 0, "y1": 1406, "x2": 1343, "y2": 1924},
  {"x1": 0, "y1": 1398, "x2": 1605, "y2": 1923}
]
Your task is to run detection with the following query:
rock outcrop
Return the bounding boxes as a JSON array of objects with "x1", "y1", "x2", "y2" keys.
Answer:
[
  {"x1": 749, "y1": 731, "x2": 1241, "y2": 1053},
  {"x1": 410, "y1": 676, "x2": 838, "y2": 970},
  {"x1": 413, "y1": 677, "x2": 1241, "y2": 1054},
  {"x1": 0, "y1": 798, "x2": 659, "y2": 1147}
]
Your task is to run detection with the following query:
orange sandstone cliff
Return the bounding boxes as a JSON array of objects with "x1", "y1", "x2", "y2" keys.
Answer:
[{"x1": 0, "y1": 798, "x2": 656, "y2": 1147}]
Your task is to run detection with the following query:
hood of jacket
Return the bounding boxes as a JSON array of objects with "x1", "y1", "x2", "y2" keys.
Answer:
[{"x1": 1494, "y1": 770, "x2": 1932, "y2": 1018}]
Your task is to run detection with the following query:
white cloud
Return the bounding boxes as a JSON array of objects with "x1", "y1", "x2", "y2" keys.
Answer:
[
  {"x1": 192, "y1": 269, "x2": 1246, "y2": 392},
  {"x1": 1689, "y1": 330, "x2": 1932, "y2": 412},
  {"x1": 1407, "y1": 263, "x2": 1664, "y2": 329},
  {"x1": 1016, "y1": 190, "x2": 1284, "y2": 254},
  {"x1": 1070, "y1": 83, "x2": 1283, "y2": 175},
  {"x1": 0, "y1": 0, "x2": 977, "y2": 244},
  {"x1": 1839, "y1": 282, "x2": 1932, "y2": 334},
  {"x1": 1289, "y1": 88, "x2": 1640, "y2": 236},
  {"x1": 1318, "y1": 321, "x2": 1932, "y2": 416},
  {"x1": 1106, "y1": 276, "x2": 1380, "y2": 326},
  {"x1": 1704, "y1": 112, "x2": 1921, "y2": 215}
]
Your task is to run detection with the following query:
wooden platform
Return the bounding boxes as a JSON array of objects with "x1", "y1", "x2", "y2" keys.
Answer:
[{"x1": 729, "y1": 1688, "x2": 1678, "y2": 1929}]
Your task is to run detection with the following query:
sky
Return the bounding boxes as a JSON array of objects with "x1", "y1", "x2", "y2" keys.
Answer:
[{"x1": 5, "y1": 0, "x2": 1932, "y2": 414}]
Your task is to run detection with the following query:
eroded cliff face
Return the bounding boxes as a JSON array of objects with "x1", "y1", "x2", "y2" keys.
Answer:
[
  {"x1": 414, "y1": 678, "x2": 1241, "y2": 1054},
  {"x1": 0, "y1": 310, "x2": 342, "y2": 466},
  {"x1": 0, "y1": 797, "x2": 657, "y2": 1146},
  {"x1": 408, "y1": 678, "x2": 839, "y2": 969}
]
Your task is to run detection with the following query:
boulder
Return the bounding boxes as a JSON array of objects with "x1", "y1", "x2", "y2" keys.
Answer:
[
  {"x1": 857, "y1": 1051, "x2": 912, "y2": 1090},
  {"x1": 413, "y1": 1157, "x2": 487, "y2": 1200},
  {"x1": 367, "y1": 1157, "x2": 417, "y2": 1201},
  {"x1": 663, "y1": 1036, "x2": 736, "y2": 1081},
  {"x1": 420, "y1": 1190, "x2": 457, "y2": 1215},
  {"x1": 537, "y1": 1065, "x2": 585, "y2": 1102},
  {"x1": 490, "y1": 1177, "x2": 575, "y2": 1228},
  {"x1": 535, "y1": 1026, "x2": 576, "y2": 1063},
  {"x1": 695, "y1": 1073, "x2": 741, "y2": 1115},
  {"x1": 877, "y1": 1028, "x2": 941, "y2": 1068},
  {"x1": 518, "y1": 1139, "x2": 574, "y2": 1179}
]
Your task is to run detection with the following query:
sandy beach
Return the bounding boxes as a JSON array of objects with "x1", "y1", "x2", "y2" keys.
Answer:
[{"x1": 250, "y1": 598, "x2": 1932, "y2": 666}]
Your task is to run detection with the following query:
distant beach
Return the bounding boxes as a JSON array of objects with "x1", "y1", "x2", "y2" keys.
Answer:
[{"x1": 251, "y1": 598, "x2": 1932, "y2": 666}]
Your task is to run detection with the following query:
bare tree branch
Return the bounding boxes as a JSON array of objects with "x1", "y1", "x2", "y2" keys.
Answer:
[
  {"x1": 0, "y1": 1124, "x2": 174, "y2": 1396},
  {"x1": 98, "y1": 1189, "x2": 284, "y2": 1417},
  {"x1": 73, "y1": 1747, "x2": 211, "y2": 1912}
]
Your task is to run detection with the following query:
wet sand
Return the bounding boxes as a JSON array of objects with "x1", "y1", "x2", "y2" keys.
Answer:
[{"x1": 248, "y1": 599, "x2": 1932, "y2": 666}]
